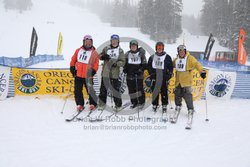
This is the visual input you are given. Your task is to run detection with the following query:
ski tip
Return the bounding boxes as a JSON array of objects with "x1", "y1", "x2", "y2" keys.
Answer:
[
  {"x1": 161, "y1": 119, "x2": 168, "y2": 123},
  {"x1": 185, "y1": 126, "x2": 191, "y2": 130}
]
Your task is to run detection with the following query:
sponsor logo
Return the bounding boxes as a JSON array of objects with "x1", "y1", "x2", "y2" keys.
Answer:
[
  {"x1": 0, "y1": 73, "x2": 7, "y2": 96},
  {"x1": 209, "y1": 74, "x2": 232, "y2": 97},
  {"x1": 14, "y1": 70, "x2": 42, "y2": 94},
  {"x1": 144, "y1": 75, "x2": 152, "y2": 93}
]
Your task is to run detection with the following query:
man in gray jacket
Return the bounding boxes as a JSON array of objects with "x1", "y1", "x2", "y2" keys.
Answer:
[{"x1": 98, "y1": 34, "x2": 125, "y2": 111}]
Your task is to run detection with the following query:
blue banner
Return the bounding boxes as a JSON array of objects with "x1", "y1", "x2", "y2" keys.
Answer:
[{"x1": 0, "y1": 55, "x2": 64, "y2": 67}]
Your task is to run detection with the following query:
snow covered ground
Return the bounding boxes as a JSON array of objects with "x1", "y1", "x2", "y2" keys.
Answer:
[
  {"x1": 1, "y1": 0, "x2": 250, "y2": 167},
  {"x1": 0, "y1": 96, "x2": 250, "y2": 167}
]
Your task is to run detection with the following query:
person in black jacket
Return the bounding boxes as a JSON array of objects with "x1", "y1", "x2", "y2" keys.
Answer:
[
  {"x1": 123, "y1": 40, "x2": 147, "y2": 109},
  {"x1": 148, "y1": 41, "x2": 173, "y2": 112}
]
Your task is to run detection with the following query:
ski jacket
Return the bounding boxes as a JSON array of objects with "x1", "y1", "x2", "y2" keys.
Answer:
[
  {"x1": 148, "y1": 51, "x2": 173, "y2": 81},
  {"x1": 70, "y1": 46, "x2": 99, "y2": 78},
  {"x1": 123, "y1": 47, "x2": 147, "y2": 80},
  {"x1": 173, "y1": 52, "x2": 203, "y2": 87},
  {"x1": 100, "y1": 45, "x2": 125, "y2": 79}
]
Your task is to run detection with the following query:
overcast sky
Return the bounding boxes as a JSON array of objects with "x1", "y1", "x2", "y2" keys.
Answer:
[{"x1": 182, "y1": 0, "x2": 204, "y2": 17}]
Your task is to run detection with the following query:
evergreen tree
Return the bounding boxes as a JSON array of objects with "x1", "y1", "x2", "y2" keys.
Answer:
[
  {"x1": 138, "y1": 0, "x2": 155, "y2": 34},
  {"x1": 3, "y1": 0, "x2": 33, "y2": 13},
  {"x1": 138, "y1": 0, "x2": 182, "y2": 42},
  {"x1": 200, "y1": 0, "x2": 250, "y2": 58},
  {"x1": 111, "y1": 0, "x2": 137, "y2": 27}
]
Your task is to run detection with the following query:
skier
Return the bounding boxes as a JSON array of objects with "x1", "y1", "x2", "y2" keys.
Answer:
[
  {"x1": 70, "y1": 35, "x2": 99, "y2": 112},
  {"x1": 123, "y1": 40, "x2": 147, "y2": 109},
  {"x1": 148, "y1": 42, "x2": 173, "y2": 113},
  {"x1": 172, "y1": 44, "x2": 206, "y2": 128},
  {"x1": 98, "y1": 34, "x2": 125, "y2": 112}
]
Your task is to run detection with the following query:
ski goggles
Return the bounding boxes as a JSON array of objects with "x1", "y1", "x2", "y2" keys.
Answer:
[{"x1": 156, "y1": 44, "x2": 164, "y2": 50}]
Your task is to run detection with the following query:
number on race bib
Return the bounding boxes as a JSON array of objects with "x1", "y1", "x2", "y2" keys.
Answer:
[{"x1": 177, "y1": 63, "x2": 184, "y2": 69}]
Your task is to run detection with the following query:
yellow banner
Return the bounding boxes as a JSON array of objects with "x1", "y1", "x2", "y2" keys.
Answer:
[
  {"x1": 12, "y1": 67, "x2": 208, "y2": 101},
  {"x1": 12, "y1": 68, "x2": 88, "y2": 96},
  {"x1": 57, "y1": 32, "x2": 63, "y2": 56},
  {"x1": 143, "y1": 69, "x2": 208, "y2": 101}
]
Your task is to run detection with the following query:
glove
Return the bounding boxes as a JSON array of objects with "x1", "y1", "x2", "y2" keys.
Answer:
[
  {"x1": 112, "y1": 62, "x2": 117, "y2": 68},
  {"x1": 87, "y1": 69, "x2": 96, "y2": 77},
  {"x1": 200, "y1": 71, "x2": 206, "y2": 79},
  {"x1": 102, "y1": 54, "x2": 110, "y2": 61},
  {"x1": 150, "y1": 79, "x2": 156, "y2": 92},
  {"x1": 92, "y1": 70, "x2": 96, "y2": 76},
  {"x1": 150, "y1": 73, "x2": 156, "y2": 80},
  {"x1": 123, "y1": 68, "x2": 128, "y2": 74},
  {"x1": 70, "y1": 66, "x2": 76, "y2": 77},
  {"x1": 135, "y1": 68, "x2": 143, "y2": 75}
]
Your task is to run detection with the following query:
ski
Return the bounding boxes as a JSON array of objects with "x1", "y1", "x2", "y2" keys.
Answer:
[
  {"x1": 185, "y1": 123, "x2": 192, "y2": 130},
  {"x1": 76, "y1": 109, "x2": 94, "y2": 121},
  {"x1": 161, "y1": 111, "x2": 168, "y2": 123},
  {"x1": 88, "y1": 102, "x2": 131, "y2": 122},
  {"x1": 147, "y1": 112, "x2": 156, "y2": 121},
  {"x1": 185, "y1": 111, "x2": 194, "y2": 130},
  {"x1": 145, "y1": 107, "x2": 159, "y2": 121},
  {"x1": 170, "y1": 109, "x2": 180, "y2": 124},
  {"x1": 128, "y1": 104, "x2": 145, "y2": 121},
  {"x1": 65, "y1": 110, "x2": 83, "y2": 122}
]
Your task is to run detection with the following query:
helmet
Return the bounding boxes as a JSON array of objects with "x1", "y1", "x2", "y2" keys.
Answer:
[
  {"x1": 129, "y1": 40, "x2": 138, "y2": 48},
  {"x1": 155, "y1": 41, "x2": 164, "y2": 51},
  {"x1": 83, "y1": 35, "x2": 93, "y2": 50},
  {"x1": 177, "y1": 45, "x2": 186, "y2": 52},
  {"x1": 83, "y1": 34, "x2": 92, "y2": 41},
  {"x1": 111, "y1": 34, "x2": 119, "y2": 40}
]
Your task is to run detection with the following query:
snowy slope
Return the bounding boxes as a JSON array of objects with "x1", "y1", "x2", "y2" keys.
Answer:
[{"x1": 0, "y1": 0, "x2": 229, "y2": 68}]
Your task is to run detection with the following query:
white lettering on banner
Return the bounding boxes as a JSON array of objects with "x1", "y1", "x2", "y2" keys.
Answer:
[
  {"x1": 77, "y1": 49, "x2": 92, "y2": 64},
  {"x1": 152, "y1": 54, "x2": 166, "y2": 69},
  {"x1": 128, "y1": 52, "x2": 141, "y2": 64},
  {"x1": 0, "y1": 66, "x2": 10, "y2": 100},
  {"x1": 175, "y1": 56, "x2": 187, "y2": 72},
  {"x1": 107, "y1": 47, "x2": 119, "y2": 59}
]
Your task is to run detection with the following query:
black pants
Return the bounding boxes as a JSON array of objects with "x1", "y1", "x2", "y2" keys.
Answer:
[
  {"x1": 151, "y1": 79, "x2": 168, "y2": 106},
  {"x1": 74, "y1": 77, "x2": 97, "y2": 106},
  {"x1": 127, "y1": 78, "x2": 145, "y2": 105},
  {"x1": 174, "y1": 84, "x2": 194, "y2": 110},
  {"x1": 99, "y1": 77, "x2": 122, "y2": 107}
]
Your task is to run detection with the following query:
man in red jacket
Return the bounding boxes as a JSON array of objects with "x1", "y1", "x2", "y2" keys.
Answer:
[{"x1": 70, "y1": 35, "x2": 99, "y2": 112}]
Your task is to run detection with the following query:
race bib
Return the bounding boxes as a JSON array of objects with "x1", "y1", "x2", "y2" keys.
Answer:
[
  {"x1": 152, "y1": 54, "x2": 166, "y2": 69},
  {"x1": 77, "y1": 49, "x2": 92, "y2": 64},
  {"x1": 107, "y1": 47, "x2": 119, "y2": 59},
  {"x1": 128, "y1": 52, "x2": 141, "y2": 64},
  {"x1": 175, "y1": 56, "x2": 187, "y2": 71}
]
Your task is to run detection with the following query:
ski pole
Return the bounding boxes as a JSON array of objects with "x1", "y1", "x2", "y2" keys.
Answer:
[
  {"x1": 168, "y1": 87, "x2": 173, "y2": 109},
  {"x1": 110, "y1": 79, "x2": 114, "y2": 109},
  {"x1": 61, "y1": 84, "x2": 73, "y2": 114},
  {"x1": 135, "y1": 74, "x2": 140, "y2": 118},
  {"x1": 203, "y1": 80, "x2": 209, "y2": 121},
  {"x1": 61, "y1": 94, "x2": 70, "y2": 114}
]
